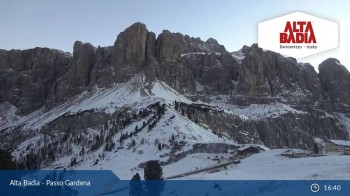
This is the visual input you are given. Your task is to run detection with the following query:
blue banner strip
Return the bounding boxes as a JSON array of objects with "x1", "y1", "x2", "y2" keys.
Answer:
[{"x1": 0, "y1": 170, "x2": 349, "y2": 196}]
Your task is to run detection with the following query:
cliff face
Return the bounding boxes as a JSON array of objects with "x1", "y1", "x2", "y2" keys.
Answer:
[
  {"x1": 233, "y1": 45, "x2": 334, "y2": 112},
  {"x1": 0, "y1": 48, "x2": 72, "y2": 114},
  {"x1": 45, "y1": 22, "x2": 232, "y2": 107},
  {"x1": 1, "y1": 22, "x2": 349, "y2": 151},
  {"x1": 112, "y1": 22, "x2": 151, "y2": 82},
  {"x1": 319, "y1": 58, "x2": 350, "y2": 113}
]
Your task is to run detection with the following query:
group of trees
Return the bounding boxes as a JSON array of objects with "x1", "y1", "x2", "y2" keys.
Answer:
[
  {"x1": 148, "y1": 103, "x2": 166, "y2": 131},
  {"x1": 130, "y1": 160, "x2": 164, "y2": 196},
  {"x1": 102, "y1": 103, "x2": 167, "y2": 152},
  {"x1": 174, "y1": 101, "x2": 204, "y2": 124},
  {"x1": 8, "y1": 102, "x2": 167, "y2": 170},
  {"x1": 119, "y1": 103, "x2": 166, "y2": 145},
  {"x1": 104, "y1": 135, "x2": 115, "y2": 152},
  {"x1": 212, "y1": 130, "x2": 224, "y2": 138},
  {"x1": 0, "y1": 149, "x2": 16, "y2": 170},
  {"x1": 174, "y1": 101, "x2": 211, "y2": 113}
]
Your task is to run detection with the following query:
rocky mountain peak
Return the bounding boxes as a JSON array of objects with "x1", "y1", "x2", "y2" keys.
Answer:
[
  {"x1": 319, "y1": 58, "x2": 350, "y2": 113},
  {"x1": 124, "y1": 22, "x2": 147, "y2": 32},
  {"x1": 73, "y1": 41, "x2": 96, "y2": 87},
  {"x1": 73, "y1": 41, "x2": 83, "y2": 52},
  {"x1": 319, "y1": 58, "x2": 350, "y2": 86},
  {"x1": 113, "y1": 22, "x2": 150, "y2": 64},
  {"x1": 206, "y1": 38, "x2": 219, "y2": 44},
  {"x1": 156, "y1": 30, "x2": 227, "y2": 63},
  {"x1": 112, "y1": 22, "x2": 151, "y2": 82},
  {"x1": 235, "y1": 44, "x2": 329, "y2": 111},
  {"x1": 205, "y1": 38, "x2": 226, "y2": 53},
  {"x1": 0, "y1": 47, "x2": 72, "y2": 114}
]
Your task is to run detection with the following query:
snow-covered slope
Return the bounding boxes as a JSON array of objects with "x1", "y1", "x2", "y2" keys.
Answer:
[
  {"x1": 208, "y1": 95, "x2": 307, "y2": 121},
  {"x1": 177, "y1": 149, "x2": 350, "y2": 180},
  {"x1": 0, "y1": 102, "x2": 44, "y2": 131},
  {"x1": 44, "y1": 107, "x2": 236, "y2": 179}
]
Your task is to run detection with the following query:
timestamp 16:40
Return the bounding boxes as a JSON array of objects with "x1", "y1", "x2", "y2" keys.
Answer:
[{"x1": 324, "y1": 185, "x2": 341, "y2": 191}]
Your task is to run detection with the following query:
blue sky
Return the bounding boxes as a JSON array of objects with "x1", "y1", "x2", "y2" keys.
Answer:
[{"x1": 1, "y1": 0, "x2": 349, "y2": 70}]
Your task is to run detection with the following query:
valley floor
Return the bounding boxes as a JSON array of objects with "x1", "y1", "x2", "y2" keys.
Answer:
[
  {"x1": 49, "y1": 149, "x2": 350, "y2": 180},
  {"x1": 176, "y1": 149, "x2": 350, "y2": 180}
]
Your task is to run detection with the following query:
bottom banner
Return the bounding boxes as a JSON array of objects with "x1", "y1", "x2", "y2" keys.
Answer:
[
  {"x1": 0, "y1": 170, "x2": 349, "y2": 196},
  {"x1": 105, "y1": 180, "x2": 349, "y2": 196}
]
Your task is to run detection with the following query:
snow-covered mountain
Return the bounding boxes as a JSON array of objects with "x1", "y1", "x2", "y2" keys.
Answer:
[
  {"x1": 1, "y1": 22, "x2": 350, "y2": 180},
  {"x1": 1, "y1": 74, "x2": 240, "y2": 178}
]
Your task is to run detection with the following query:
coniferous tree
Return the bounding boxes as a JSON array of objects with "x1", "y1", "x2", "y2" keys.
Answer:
[
  {"x1": 132, "y1": 173, "x2": 141, "y2": 180},
  {"x1": 120, "y1": 133, "x2": 125, "y2": 144},
  {"x1": 105, "y1": 137, "x2": 114, "y2": 152},
  {"x1": 144, "y1": 160, "x2": 164, "y2": 196},
  {"x1": 313, "y1": 143, "x2": 319, "y2": 154},
  {"x1": 130, "y1": 139, "x2": 136, "y2": 148},
  {"x1": 174, "y1": 100, "x2": 179, "y2": 110},
  {"x1": 130, "y1": 173, "x2": 144, "y2": 196},
  {"x1": 144, "y1": 160, "x2": 163, "y2": 180}
]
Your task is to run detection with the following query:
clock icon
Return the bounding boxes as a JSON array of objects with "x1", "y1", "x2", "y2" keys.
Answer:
[{"x1": 311, "y1": 183, "x2": 320, "y2": 193}]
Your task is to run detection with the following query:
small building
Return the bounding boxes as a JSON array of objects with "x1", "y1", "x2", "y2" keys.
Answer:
[
  {"x1": 325, "y1": 139, "x2": 350, "y2": 155},
  {"x1": 237, "y1": 145, "x2": 264, "y2": 157}
]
